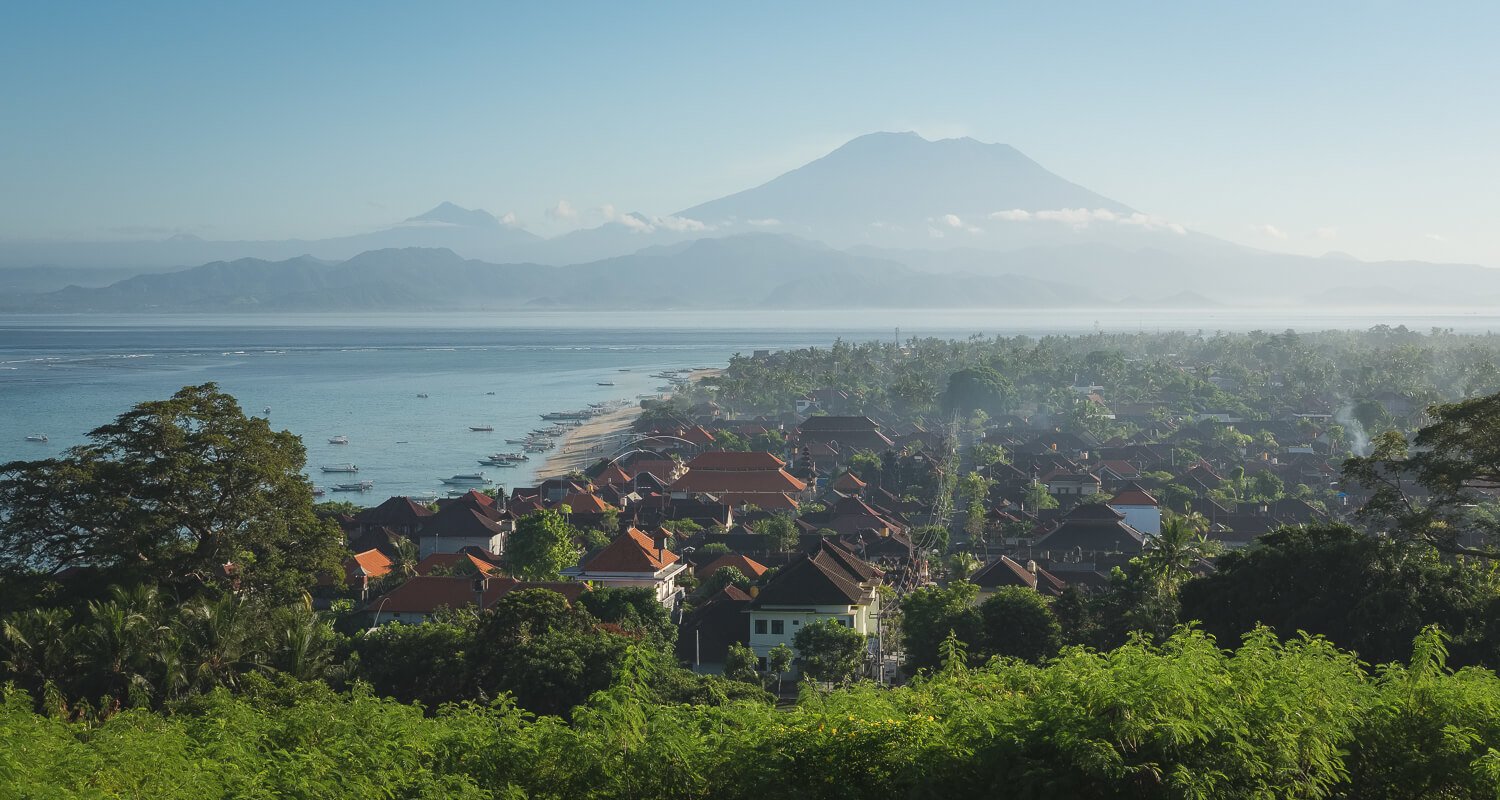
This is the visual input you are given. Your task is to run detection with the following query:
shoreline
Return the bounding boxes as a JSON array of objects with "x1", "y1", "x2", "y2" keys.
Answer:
[
  {"x1": 534, "y1": 406, "x2": 641, "y2": 480},
  {"x1": 533, "y1": 367, "x2": 722, "y2": 482}
]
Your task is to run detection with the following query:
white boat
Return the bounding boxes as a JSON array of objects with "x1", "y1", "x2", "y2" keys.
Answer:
[
  {"x1": 25, "y1": 433, "x2": 48, "y2": 442},
  {"x1": 491, "y1": 452, "x2": 528, "y2": 461},
  {"x1": 469, "y1": 425, "x2": 494, "y2": 432},
  {"x1": 320, "y1": 463, "x2": 359, "y2": 473},
  {"x1": 478, "y1": 459, "x2": 519, "y2": 468},
  {"x1": 332, "y1": 480, "x2": 374, "y2": 492},
  {"x1": 328, "y1": 435, "x2": 349, "y2": 445},
  {"x1": 440, "y1": 473, "x2": 489, "y2": 485},
  {"x1": 409, "y1": 492, "x2": 440, "y2": 503}
]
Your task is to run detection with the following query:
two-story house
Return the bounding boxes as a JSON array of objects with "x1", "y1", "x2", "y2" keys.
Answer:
[
  {"x1": 746, "y1": 540, "x2": 883, "y2": 678},
  {"x1": 563, "y1": 526, "x2": 688, "y2": 610}
]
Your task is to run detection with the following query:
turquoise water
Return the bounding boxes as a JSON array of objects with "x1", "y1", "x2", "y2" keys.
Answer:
[{"x1": 5, "y1": 308, "x2": 1500, "y2": 504}]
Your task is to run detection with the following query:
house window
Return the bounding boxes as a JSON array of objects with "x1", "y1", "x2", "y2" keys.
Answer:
[
  {"x1": 770, "y1": 619, "x2": 785, "y2": 635},
  {"x1": 754, "y1": 619, "x2": 767, "y2": 635}
]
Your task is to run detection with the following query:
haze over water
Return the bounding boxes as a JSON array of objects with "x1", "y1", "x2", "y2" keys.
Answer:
[{"x1": 5, "y1": 308, "x2": 1500, "y2": 504}]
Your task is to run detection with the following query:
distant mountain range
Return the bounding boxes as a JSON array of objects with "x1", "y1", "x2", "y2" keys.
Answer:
[
  {"x1": 3, "y1": 132, "x2": 1498, "y2": 309},
  {"x1": 4, "y1": 236, "x2": 1108, "y2": 312}
]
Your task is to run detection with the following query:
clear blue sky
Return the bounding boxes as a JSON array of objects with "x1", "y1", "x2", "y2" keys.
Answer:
[{"x1": 3, "y1": 1, "x2": 1497, "y2": 264}]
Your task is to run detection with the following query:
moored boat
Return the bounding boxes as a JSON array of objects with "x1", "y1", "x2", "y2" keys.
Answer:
[
  {"x1": 469, "y1": 425, "x2": 494, "y2": 432},
  {"x1": 328, "y1": 435, "x2": 349, "y2": 445},
  {"x1": 332, "y1": 480, "x2": 374, "y2": 492},
  {"x1": 440, "y1": 473, "x2": 489, "y2": 485},
  {"x1": 25, "y1": 433, "x2": 48, "y2": 442},
  {"x1": 320, "y1": 463, "x2": 359, "y2": 473}
]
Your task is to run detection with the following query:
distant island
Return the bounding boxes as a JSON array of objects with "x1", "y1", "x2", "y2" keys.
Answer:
[{"x1": 5, "y1": 133, "x2": 1500, "y2": 311}]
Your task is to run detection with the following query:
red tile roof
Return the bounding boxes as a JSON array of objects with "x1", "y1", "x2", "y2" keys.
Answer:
[
  {"x1": 684, "y1": 451, "x2": 787, "y2": 471},
  {"x1": 696, "y1": 553, "x2": 769, "y2": 579},
  {"x1": 559, "y1": 492, "x2": 614, "y2": 513},
  {"x1": 592, "y1": 463, "x2": 632, "y2": 487},
  {"x1": 716, "y1": 491, "x2": 800, "y2": 511},
  {"x1": 1109, "y1": 487, "x2": 1160, "y2": 507},
  {"x1": 344, "y1": 548, "x2": 393, "y2": 584},
  {"x1": 368, "y1": 575, "x2": 588, "y2": 615},
  {"x1": 580, "y1": 527, "x2": 679, "y2": 573},
  {"x1": 833, "y1": 472, "x2": 867, "y2": 491},
  {"x1": 414, "y1": 552, "x2": 499, "y2": 576}
]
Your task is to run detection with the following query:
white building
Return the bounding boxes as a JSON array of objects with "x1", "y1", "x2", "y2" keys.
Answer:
[
  {"x1": 1106, "y1": 484, "x2": 1162, "y2": 537},
  {"x1": 746, "y1": 541, "x2": 883, "y2": 677},
  {"x1": 562, "y1": 527, "x2": 687, "y2": 609}
]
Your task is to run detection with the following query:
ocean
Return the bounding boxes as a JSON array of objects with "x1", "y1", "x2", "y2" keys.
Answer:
[{"x1": 4, "y1": 308, "x2": 1500, "y2": 504}]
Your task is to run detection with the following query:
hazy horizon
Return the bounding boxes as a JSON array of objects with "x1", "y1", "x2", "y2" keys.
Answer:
[{"x1": 3, "y1": 3, "x2": 1499, "y2": 266}]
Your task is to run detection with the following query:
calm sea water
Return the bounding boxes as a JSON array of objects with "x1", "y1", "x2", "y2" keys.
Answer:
[{"x1": 4, "y1": 308, "x2": 1499, "y2": 504}]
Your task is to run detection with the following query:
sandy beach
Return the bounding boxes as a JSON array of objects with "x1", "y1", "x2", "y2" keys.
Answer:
[
  {"x1": 535, "y1": 406, "x2": 642, "y2": 479},
  {"x1": 534, "y1": 368, "x2": 722, "y2": 480}
]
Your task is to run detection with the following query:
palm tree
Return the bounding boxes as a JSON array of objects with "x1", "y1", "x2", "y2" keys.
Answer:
[
  {"x1": 1138, "y1": 513, "x2": 1220, "y2": 597},
  {"x1": 83, "y1": 585, "x2": 162, "y2": 706},
  {"x1": 0, "y1": 607, "x2": 79, "y2": 699}
]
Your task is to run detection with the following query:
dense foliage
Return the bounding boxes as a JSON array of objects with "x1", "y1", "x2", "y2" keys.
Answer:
[
  {"x1": 9, "y1": 628, "x2": 1500, "y2": 798},
  {"x1": 710, "y1": 328, "x2": 1500, "y2": 431}
]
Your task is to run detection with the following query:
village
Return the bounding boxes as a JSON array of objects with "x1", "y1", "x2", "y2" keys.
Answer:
[{"x1": 322, "y1": 337, "x2": 1383, "y2": 686}]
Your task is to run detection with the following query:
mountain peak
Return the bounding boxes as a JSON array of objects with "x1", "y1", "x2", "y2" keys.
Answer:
[
  {"x1": 675, "y1": 131, "x2": 1129, "y2": 246},
  {"x1": 404, "y1": 202, "x2": 500, "y2": 228}
]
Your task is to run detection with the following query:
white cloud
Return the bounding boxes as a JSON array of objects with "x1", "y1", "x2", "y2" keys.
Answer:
[
  {"x1": 747, "y1": 218, "x2": 781, "y2": 227},
  {"x1": 987, "y1": 207, "x2": 1184, "y2": 235},
  {"x1": 654, "y1": 215, "x2": 710, "y2": 233},
  {"x1": 498, "y1": 211, "x2": 519, "y2": 227},
  {"x1": 599, "y1": 203, "x2": 712, "y2": 234},
  {"x1": 942, "y1": 213, "x2": 964, "y2": 229},
  {"x1": 1256, "y1": 224, "x2": 1288, "y2": 240},
  {"x1": 1424, "y1": 233, "x2": 1447, "y2": 242},
  {"x1": 1314, "y1": 226, "x2": 1338, "y2": 240},
  {"x1": 989, "y1": 209, "x2": 1032, "y2": 222},
  {"x1": 547, "y1": 200, "x2": 577, "y2": 221}
]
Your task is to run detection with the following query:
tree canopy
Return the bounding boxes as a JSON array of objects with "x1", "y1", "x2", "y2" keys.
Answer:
[
  {"x1": 0, "y1": 383, "x2": 342, "y2": 600},
  {"x1": 506, "y1": 509, "x2": 582, "y2": 581}
]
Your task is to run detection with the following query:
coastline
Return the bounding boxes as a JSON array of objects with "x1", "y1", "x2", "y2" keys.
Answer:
[
  {"x1": 534, "y1": 367, "x2": 722, "y2": 481},
  {"x1": 534, "y1": 406, "x2": 641, "y2": 480}
]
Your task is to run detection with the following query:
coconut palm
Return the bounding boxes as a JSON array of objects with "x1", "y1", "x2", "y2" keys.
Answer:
[{"x1": 1138, "y1": 513, "x2": 1220, "y2": 597}]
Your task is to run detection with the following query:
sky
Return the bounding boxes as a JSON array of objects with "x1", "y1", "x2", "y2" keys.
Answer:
[{"x1": 2, "y1": 2, "x2": 1498, "y2": 265}]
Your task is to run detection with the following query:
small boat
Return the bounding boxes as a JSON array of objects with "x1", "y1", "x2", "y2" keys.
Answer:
[
  {"x1": 312, "y1": 488, "x2": 325, "y2": 497},
  {"x1": 617, "y1": 368, "x2": 631, "y2": 372},
  {"x1": 490, "y1": 452, "x2": 528, "y2": 461},
  {"x1": 409, "y1": 492, "x2": 440, "y2": 503},
  {"x1": 263, "y1": 406, "x2": 271, "y2": 415},
  {"x1": 478, "y1": 459, "x2": 519, "y2": 468},
  {"x1": 597, "y1": 381, "x2": 615, "y2": 386},
  {"x1": 440, "y1": 473, "x2": 489, "y2": 485},
  {"x1": 469, "y1": 425, "x2": 494, "y2": 432},
  {"x1": 328, "y1": 435, "x2": 349, "y2": 445},
  {"x1": 416, "y1": 393, "x2": 429, "y2": 398},
  {"x1": 321, "y1": 463, "x2": 359, "y2": 473},
  {"x1": 505, "y1": 438, "x2": 530, "y2": 444},
  {"x1": 25, "y1": 433, "x2": 48, "y2": 442},
  {"x1": 332, "y1": 480, "x2": 374, "y2": 492}
]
